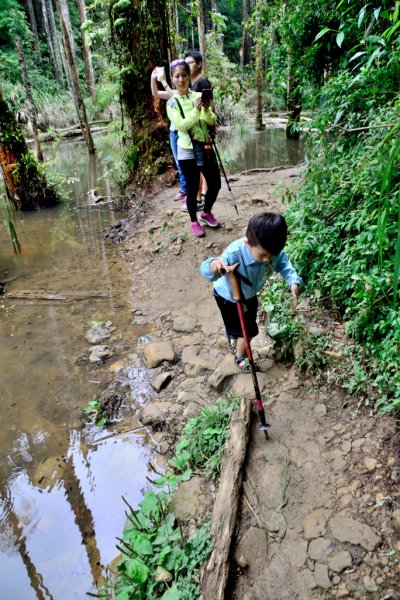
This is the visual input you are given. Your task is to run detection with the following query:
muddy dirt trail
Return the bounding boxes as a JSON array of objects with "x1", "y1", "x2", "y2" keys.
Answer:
[{"x1": 112, "y1": 167, "x2": 400, "y2": 600}]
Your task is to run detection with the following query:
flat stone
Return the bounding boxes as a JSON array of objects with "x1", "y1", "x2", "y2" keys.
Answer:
[
  {"x1": 234, "y1": 526, "x2": 268, "y2": 583},
  {"x1": 170, "y1": 476, "x2": 209, "y2": 521},
  {"x1": 303, "y1": 509, "x2": 332, "y2": 540},
  {"x1": 230, "y1": 372, "x2": 269, "y2": 399},
  {"x1": 329, "y1": 551, "x2": 353, "y2": 573},
  {"x1": 86, "y1": 322, "x2": 111, "y2": 344},
  {"x1": 329, "y1": 517, "x2": 381, "y2": 551},
  {"x1": 364, "y1": 457, "x2": 377, "y2": 471},
  {"x1": 141, "y1": 401, "x2": 172, "y2": 425},
  {"x1": 89, "y1": 344, "x2": 113, "y2": 362},
  {"x1": 308, "y1": 537, "x2": 332, "y2": 561},
  {"x1": 152, "y1": 371, "x2": 172, "y2": 392},
  {"x1": 172, "y1": 314, "x2": 197, "y2": 333},
  {"x1": 208, "y1": 354, "x2": 238, "y2": 390},
  {"x1": 144, "y1": 341, "x2": 175, "y2": 368},
  {"x1": 314, "y1": 562, "x2": 331, "y2": 589},
  {"x1": 362, "y1": 575, "x2": 377, "y2": 592},
  {"x1": 109, "y1": 360, "x2": 124, "y2": 373}
]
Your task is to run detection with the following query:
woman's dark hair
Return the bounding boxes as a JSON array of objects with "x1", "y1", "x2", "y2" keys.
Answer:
[
  {"x1": 246, "y1": 212, "x2": 287, "y2": 255},
  {"x1": 170, "y1": 59, "x2": 190, "y2": 75},
  {"x1": 184, "y1": 50, "x2": 203, "y2": 65}
]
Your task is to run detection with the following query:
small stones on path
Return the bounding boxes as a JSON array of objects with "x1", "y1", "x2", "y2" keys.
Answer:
[
  {"x1": 314, "y1": 562, "x2": 331, "y2": 589},
  {"x1": 86, "y1": 321, "x2": 111, "y2": 344},
  {"x1": 329, "y1": 516, "x2": 381, "y2": 551},
  {"x1": 144, "y1": 341, "x2": 175, "y2": 368},
  {"x1": 329, "y1": 550, "x2": 353, "y2": 573},
  {"x1": 303, "y1": 509, "x2": 332, "y2": 540},
  {"x1": 89, "y1": 344, "x2": 113, "y2": 363}
]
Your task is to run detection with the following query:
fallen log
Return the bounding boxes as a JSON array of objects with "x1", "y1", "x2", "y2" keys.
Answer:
[
  {"x1": 200, "y1": 398, "x2": 251, "y2": 600},
  {"x1": 6, "y1": 290, "x2": 110, "y2": 301},
  {"x1": 239, "y1": 162, "x2": 306, "y2": 176}
]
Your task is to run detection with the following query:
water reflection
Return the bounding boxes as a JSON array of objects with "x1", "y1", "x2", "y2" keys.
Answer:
[
  {"x1": 217, "y1": 126, "x2": 307, "y2": 173},
  {"x1": 0, "y1": 136, "x2": 153, "y2": 599}
]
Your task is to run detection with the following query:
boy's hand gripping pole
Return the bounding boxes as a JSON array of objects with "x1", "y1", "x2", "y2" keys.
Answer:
[{"x1": 226, "y1": 268, "x2": 270, "y2": 439}]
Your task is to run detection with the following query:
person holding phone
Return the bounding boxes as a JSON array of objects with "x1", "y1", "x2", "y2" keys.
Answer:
[
  {"x1": 184, "y1": 51, "x2": 216, "y2": 207},
  {"x1": 150, "y1": 65, "x2": 188, "y2": 202},
  {"x1": 166, "y1": 59, "x2": 222, "y2": 238}
]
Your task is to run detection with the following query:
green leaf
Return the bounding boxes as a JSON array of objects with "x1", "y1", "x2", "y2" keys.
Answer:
[
  {"x1": 133, "y1": 534, "x2": 153, "y2": 556},
  {"x1": 126, "y1": 558, "x2": 149, "y2": 584},
  {"x1": 314, "y1": 27, "x2": 332, "y2": 41},
  {"x1": 160, "y1": 584, "x2": 181, "y2": 600},
  {"x1": 357, "y1": 5, "x2": 368, "y2": 29},
  {"x1": 336, "y1": 31, "x2": 344, "y2": 48},
  {"x1": 113, "y1": 17, "x2": 127, "y2": 27},
  {"x1": 113, "y1": 0, "x2": 131, "y2": 10}
]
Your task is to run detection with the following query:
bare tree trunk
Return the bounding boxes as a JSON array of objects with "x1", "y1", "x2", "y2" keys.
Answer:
[
  {"x1": 56, "y1": 0, "x2": 95, "y2": 154},
  {"x1": 211, "y1": 0, "x2": 224, "y2": 50},
  {"x1": 255, "y1": 12, "x2": 263, "y2": 131},
  {"x1": 27, "y1": 0, "x2": 42, "y2": 60},
  {"x1": 16, "y1": 38, "x2": 44, "y2": 162},
  {"x1": 47, "y1": 0, "x2": 66, "y2": 88},
  {"x1": 41, "y1": 0, "x2": 63, "y2": 84},
  {"x1": 286, "y1": 49, "x2": 301, "y2": 139},
  {"x1": 77, "y1": 0, "x2": 96, "y2": 102},
  {"x1": 239, "y1": 0, "x2": 247, "y2": 69},
  {"x1": 197, "y1": 0, "x2": 206, "y2": 70},
  {"x1": 0, "y1": 87, "x2": 59, "y2": 210}
]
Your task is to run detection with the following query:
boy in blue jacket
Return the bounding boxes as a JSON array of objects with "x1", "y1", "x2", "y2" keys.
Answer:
[{"x1": 199, "y1": 212, "x2": 302, "y2": 371}]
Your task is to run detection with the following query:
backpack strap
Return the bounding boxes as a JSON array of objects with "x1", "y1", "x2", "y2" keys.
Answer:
[{"x1": 174, "y1": 97, "x2": 194, "y2": 144}]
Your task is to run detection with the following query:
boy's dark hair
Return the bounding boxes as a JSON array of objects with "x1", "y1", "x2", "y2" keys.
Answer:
[
  {"x1": 184, "y1": 50, "x2": 203, "y2": 67},
  {"x1": 246, "y1": 212, "x2": 287, "y2": 255}
]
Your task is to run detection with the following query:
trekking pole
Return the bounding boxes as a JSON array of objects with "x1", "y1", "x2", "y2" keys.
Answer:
[
  {"x1": 209, "y1": 131, "x2": 239, "y2": 215},
  {"x1": 226, "y1": 268, "x2": 270, "y2": 439}
]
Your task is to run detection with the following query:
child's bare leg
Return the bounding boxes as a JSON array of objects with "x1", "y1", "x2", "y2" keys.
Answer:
[{"x1": 236, "y1": 337, "x2": 250, "y2": 357}]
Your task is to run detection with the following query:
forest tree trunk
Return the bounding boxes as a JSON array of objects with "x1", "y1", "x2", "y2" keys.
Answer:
[
  {"x1": 239, "y1": 0, "x2": 247, "y2": 68},
  {"x1": 77, "y1": 0, "x2": 96, "y2": 102},
  {"x1": 286, "y1": 50, "x2": 301, "y2": 139},
  {"x1": 16, "y1": 37, "x2": 44, "y2": 162},
  {"x1": 47, "y1": 0, "x2": 66, "y2": 88},
  {"x1": 197, "y1": 0, "x2": 207, "y2": 70},
  {"x1": 255, "y1": 11, "x2": 263, "y2": 131},
  {"x1": 110, "y1": 0, "x2": 171, "y2": 181},
  {"x1": 56, "y1": 0, "x2": 95, "y2": 154},
  {"x1": 0, "y1": 88, "x2": 59, "y2": 210},
  {"x1": 40, "y1": 0, "x2": 63, "y2": 84},
  {"x1": 27, "y1": 0, "x2": 42, "y2": 60}
]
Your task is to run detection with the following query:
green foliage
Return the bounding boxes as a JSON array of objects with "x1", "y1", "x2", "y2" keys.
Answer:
[
  {"x1": 81, "y1": 399, "x2": 108, "y2": 427},
  {"x1": 109, "y1": 397, "x2": 240, "y2": 598},
  {"x1": 261, "y1": 278, "x2": 302, "y2": 360}
]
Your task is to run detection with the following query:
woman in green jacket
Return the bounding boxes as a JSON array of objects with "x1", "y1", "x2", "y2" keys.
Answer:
[{"x1": 166, "y1": 59, "x2": 221, "y2": 238}]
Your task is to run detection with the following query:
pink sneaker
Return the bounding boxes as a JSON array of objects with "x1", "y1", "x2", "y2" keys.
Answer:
[
  {"x1": 199, "y1": 212, "x2": 221, "y2": 228},
  {"x1": 191, "y1": 221, "x2": 205, "y2": 237},
  {"x1": 174, "y1": 191, "x2": 187, "y2": 201}
]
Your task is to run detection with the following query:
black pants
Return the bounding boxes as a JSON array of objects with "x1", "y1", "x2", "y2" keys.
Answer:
[
  {"x1": 214, "y1": 291, "x2": 259, "y2": 339},
  {"x1": 179, "y1": 154, "x2": 221, "y2": 222}
]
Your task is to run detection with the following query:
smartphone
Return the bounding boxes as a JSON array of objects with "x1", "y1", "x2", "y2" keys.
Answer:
[
  {"x1": 155, "y1": 66, "x2": 165, "y2": 81},
  {"x1": 201, "y1": 88, "x2": 213, "y2": 102}
]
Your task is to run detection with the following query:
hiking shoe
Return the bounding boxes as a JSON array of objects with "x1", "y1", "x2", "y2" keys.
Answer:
[
  {"x1": 191, "y1": 221, "x2": 205, "y2": 237},
  {"x1": 199, "y1": 212, "x2": 221, "y2": 228},
  {"x1": 174, "y1": 191, "x2": 187, "y2": 201}
]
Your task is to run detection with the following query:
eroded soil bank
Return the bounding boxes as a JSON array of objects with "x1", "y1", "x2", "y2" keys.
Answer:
[{"x1": 107, "y1": 166, "x2": 400, "y2": 600}]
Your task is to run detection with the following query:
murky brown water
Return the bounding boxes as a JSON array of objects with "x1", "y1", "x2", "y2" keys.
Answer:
[
  {"x1": 0, "y1": 135, "x2": 156, "y2": 599},
  {"x1": 217, "y1": 125, "x2": 307, "y2": 173},
  {"x1": 0, "y1": 127, "x2": 305, "y2": 599}
]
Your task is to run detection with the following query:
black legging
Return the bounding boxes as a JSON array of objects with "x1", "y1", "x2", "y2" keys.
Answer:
[{"x1": 179, "y1": 154, "x2": 221, "y2": 222}]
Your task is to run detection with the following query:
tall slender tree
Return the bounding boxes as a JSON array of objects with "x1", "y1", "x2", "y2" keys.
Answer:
[
  {"x1": 0, "y1": 87, "x2": 58, "y2": 211},
  {"x1": 197, "y1": 0, "x2": 206, "y2": 69},
  {"x1": 239, "y1": 0, "x2": 248, "y2": 68},
  {"x1": 41, "y1": 0, "x2": 63, "y2": 84},
  {"x1": 47, "y1": 0, "x2": 67, "y2": 88},
  {"x1": 26, "y1": 0, "x2": 42, "y2": 60},
  {"x1": 77, "y1": 0, "x2": 96, "y2": 102},
  {"x1": 16, "y1": 37, "x2": 44, "y2": 162},
  {"x1": 56, "y1": 0, "x2": 95, "y2": 154}
]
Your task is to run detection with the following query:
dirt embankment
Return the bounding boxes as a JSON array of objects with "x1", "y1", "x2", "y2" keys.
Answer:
[{"x1": 107, "y1": 167, "x2": 400, "y2": 600}]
